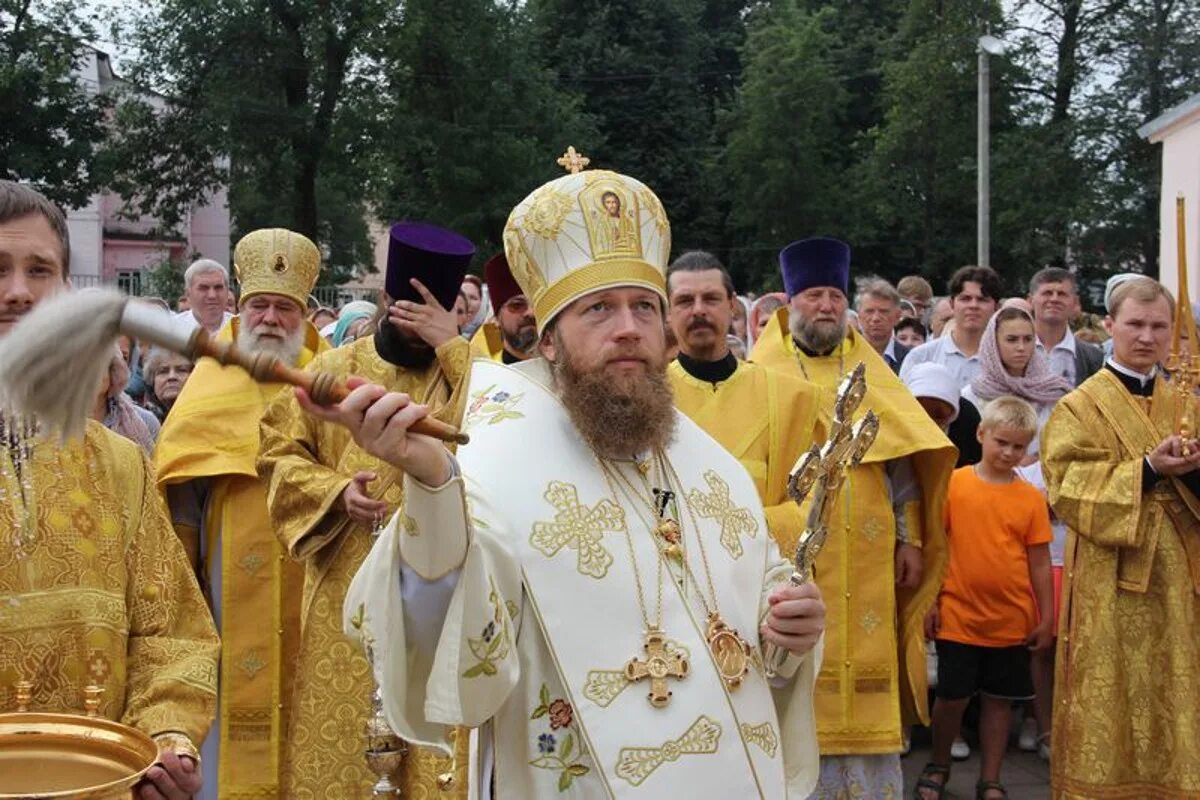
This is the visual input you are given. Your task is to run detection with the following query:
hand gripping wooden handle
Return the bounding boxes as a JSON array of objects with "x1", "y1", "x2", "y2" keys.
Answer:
[{"x1": 189, "y1": 330, "x2": 469, "y2": 445}]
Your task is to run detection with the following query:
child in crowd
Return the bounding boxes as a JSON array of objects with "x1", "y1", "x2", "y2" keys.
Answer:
[{"x1": 914, "y1": 396, "x2": 1054, "y2": 800}]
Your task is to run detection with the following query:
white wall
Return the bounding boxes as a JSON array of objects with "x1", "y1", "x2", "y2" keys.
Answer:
[{"x1": 1153, "y1": 110, "x2": 1200, "y2": 299}]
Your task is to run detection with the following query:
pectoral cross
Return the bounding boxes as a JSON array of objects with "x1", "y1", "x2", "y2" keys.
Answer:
[
  {"x1": 764, "y1": 361, "x2": 879, "y2": 678},
  {"x1": 624, "y1": 629, "x2": 690, "y2": 708}
]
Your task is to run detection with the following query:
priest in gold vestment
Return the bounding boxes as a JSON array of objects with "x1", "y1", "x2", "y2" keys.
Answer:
[
  {"x1": 467, "y1": 253, "x2": 537, "y2": 364},
  {"x1": 751, "y1": 237, "x2": 955, "y2": 798},
  {"x1": 1042, "y1": 277, "x2": 1200, "y2": 800},
  {"x1": 257, "y1": 222, "x2": 474, "y2": 799},
  {"x1": 0, "y1": 179, "x2": 218, "y2": 800},
  {"x1": 156, "y1": 229, "x2": 326, "y2": 799},
  {"x1": 664, "y1": 250, "x2": 822, "y2": 542}
]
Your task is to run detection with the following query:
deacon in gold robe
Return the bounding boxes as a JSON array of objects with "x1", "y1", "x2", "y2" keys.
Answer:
[
  {"x1": 156, "y1": 229, "x2": 326, "y2": 800},
  {"x1": 1042, "y1": 277, "x2": 1200, "y2": 800},
  {"x1": 664, "y1": 250, "x2": 822, "y2": 542},
  {"x1": 468, "y1": 253, "x2": 537, "y2": 363},
  {"x1": 0, "y1": 179, "x2": 218, "y2": 800},
  {"x1": 257, "y1": 222, "x2": 474, "y2": 799},
  {"x1": 751, "y1": 237, "x2": 954, "y2": 799}
]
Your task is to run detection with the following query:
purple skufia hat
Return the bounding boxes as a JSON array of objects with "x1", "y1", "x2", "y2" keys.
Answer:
[
  {"x1": 779, "y1": 237, "x2": 851, "y2": 297},
  {"x1": 386, "y1": 222, "x2": 476, "y2": 309}
]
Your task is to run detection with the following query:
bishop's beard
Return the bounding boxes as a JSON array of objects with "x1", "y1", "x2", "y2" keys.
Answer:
[
  {"x1": 551, "y1": 331, "x2": 676, "y2": 459},
  {"x1": 374, "y1": 321, "x2": 436, "y2": 369}
]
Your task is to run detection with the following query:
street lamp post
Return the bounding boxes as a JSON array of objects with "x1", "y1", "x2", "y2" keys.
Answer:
[{"x1": 978, "y1": 34, "x2": 1006, "y2": 269}]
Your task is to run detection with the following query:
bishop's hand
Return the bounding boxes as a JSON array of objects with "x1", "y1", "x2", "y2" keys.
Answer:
[
  {"x1": 761, "y1": 581, "x2": 825, "y2": 657},
  {"x1": 297, "y1": 377, "x2": 452, "y2": 487}
]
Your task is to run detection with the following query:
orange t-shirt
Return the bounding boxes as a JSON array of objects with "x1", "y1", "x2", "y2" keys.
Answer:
[{"x1": 938, "y1": 466, "x2": 1052, "y2": 647}]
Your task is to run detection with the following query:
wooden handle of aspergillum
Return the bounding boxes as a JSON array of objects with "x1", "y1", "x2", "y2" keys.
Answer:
[{"x1": 188, "y1": 329, "x2": 469, "y2": 446}]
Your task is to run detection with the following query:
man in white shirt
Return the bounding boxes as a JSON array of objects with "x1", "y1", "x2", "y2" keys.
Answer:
[
  {"x1": 900, "y1": 265, "x2": 1001, "y2": 389},
  {"x1": 1028, "y1": 267, "x2": 1103, "y2": 388},
  {"x1": 856, "y1": 278, "x2": 907, "y2": 373},
  {"x1": 173, "y1": 258, "x2": 233, "y2": 336}
]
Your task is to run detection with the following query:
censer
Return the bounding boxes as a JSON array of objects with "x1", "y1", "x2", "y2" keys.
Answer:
[{"x1": 0, "y1": 684, "x2": 158, "y2": 799}]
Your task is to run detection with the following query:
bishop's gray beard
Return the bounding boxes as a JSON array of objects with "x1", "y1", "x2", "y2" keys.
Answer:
[
  {"x1": 788, "y1": 311, "x2": 847, "y2": 355},
  {"x1": 237, "y1": 323, "x2": 305, "y2": 366},
  {"x1": 551, "y1": 333, "x2": 676, "y2": 460}
]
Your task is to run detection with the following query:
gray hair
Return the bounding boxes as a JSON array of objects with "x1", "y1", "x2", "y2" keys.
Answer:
[
  {"x1": 855, "y1": 278, "x2": 901, "y2": 310},
  {"x1": 142, "y1": 345, "x2": 194, "y2": 384},
  {"x1": 184, "y1": 258, "x2": 229, "y2": 290},
  {"x1": 0, "y1": 180, "x2": 70, "y2": 273}
]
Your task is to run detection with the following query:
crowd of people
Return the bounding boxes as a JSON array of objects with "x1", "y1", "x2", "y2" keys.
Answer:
[{"x1": 1, "y1": 154, "x2": 1197, "y2": 800}]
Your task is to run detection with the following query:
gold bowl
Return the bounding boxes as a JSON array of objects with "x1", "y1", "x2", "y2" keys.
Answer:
[{"x1": 0, "y1": 713, "x2": 157, "y2": 799}]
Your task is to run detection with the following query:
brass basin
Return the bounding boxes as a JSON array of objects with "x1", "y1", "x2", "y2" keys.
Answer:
[{"x1": 0, "y1": 713, "x2": 157, "y2": 799}]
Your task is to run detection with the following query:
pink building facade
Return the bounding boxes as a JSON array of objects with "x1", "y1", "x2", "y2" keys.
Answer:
[{"x1": 66, "y1": 50, "x2": 231, "y2": 294}]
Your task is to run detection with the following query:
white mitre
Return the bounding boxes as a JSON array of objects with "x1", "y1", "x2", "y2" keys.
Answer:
[{"x1": 503, "y1": 147, "x2": 672, "y2": 334}]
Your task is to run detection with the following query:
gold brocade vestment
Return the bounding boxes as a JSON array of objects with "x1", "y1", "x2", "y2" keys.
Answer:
[
  {"x1": 751, "y1": 311, "x2": 954, "y2": 753},
  {"x1": 257, "y1": 335, "x2": 471, "y2": 800},
  {"x1": 155, "y1": 319, "x2": 327, "y2": 799},
  {"x1": 1042, "y1": 370, "x2": 1200, "y2": 799},
  {"x1": 468, "y1": 321, "x2": 504, "y2": 362},
  {"x1": 667, "y1": 358, "x2": 822, "y2": 543},
  {"x1": 0, "y1": 421, "x2": 218, "y2": 746}
]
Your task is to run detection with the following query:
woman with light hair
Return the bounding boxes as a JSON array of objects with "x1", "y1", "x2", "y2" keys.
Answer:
[
  {"x1": 142, "y1": 346, "x2": 195, "y2": 420},
  {"x1": 92, "y1": 345, "x2": 161, "y2": 454}
]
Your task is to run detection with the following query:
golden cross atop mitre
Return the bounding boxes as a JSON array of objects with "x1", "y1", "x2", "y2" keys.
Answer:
[{"x1": 557, "y1": 146, "x2": 590, "y2": 174}]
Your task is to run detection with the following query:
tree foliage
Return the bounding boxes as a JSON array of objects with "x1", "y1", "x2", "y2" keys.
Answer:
[
  {"x1": 0, "y1": 0, "x2": 110, "y2": 208},
  {"x1": 3, "y1": 0, "x2": 1198, "y2": 297}
]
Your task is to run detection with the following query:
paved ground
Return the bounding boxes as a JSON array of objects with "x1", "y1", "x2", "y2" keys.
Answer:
[{"x1": 902, "y1": 729, "x2": 1051, "y2": 799}]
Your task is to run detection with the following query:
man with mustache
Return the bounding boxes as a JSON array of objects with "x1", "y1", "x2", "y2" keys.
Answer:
[
  {"x1": 155, "y1": 228, "x2": 327, "y2": 799},
  {"x1": 752, "y1": 237, "x2": 955, "y2": 800},
  {"x1": 469, "y1": 253, "x2": 537, "y2": 362},
  {"x1": 316, "y1": 160, "x2": 826, "y2": 797},
  {"x1": 665, "y1": 249, "x2": 823, "y2": 550},
  {"x1": 901, "y1": 265, "x2": 1002, "y2": 390},
  {"x1": 257, "y1": 221, "x2": 473, "y2": 798}
]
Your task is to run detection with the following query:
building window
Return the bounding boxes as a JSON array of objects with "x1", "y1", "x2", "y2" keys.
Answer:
[{"x1": 117, "y1": 270, "x2": 143, "y2": 296}]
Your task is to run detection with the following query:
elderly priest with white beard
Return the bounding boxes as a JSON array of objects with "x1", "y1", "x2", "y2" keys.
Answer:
[{"x1": 300, "y1": 155, "x2": 826, "y2": 797}]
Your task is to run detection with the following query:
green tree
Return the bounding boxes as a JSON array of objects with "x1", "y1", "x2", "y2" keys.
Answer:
[
  {"x1": 0, "y1": 0, "x2": 111, "y2": 208},
  {"x1": 367, "y1": 0, "x2": 595, "y2": 262},
  {"x1": 111, "y1": 0, "x2": 396, "y2": 282},
  {"x1": 720, "y1": 3, "x2": 848, "y2": 291},
  {"x1": 854, "y1": 0, "x2": 1016, "y2": 285},
  {"x1": 529, "y1": 0, "x2": 717, "y2": 251}
]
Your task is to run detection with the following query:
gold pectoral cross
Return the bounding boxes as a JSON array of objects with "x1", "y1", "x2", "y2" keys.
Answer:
[{"x1": 625, "y1": 629, "x2": 690, "y2": 707}]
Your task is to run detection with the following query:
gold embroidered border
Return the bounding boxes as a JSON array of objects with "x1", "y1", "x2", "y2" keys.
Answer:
[
  {"x1": 534, "y1": 260, "x2": 666, "y2": 332},
  {"x1": 614, "y1": 715, "x2": 722, "y2": 786}
]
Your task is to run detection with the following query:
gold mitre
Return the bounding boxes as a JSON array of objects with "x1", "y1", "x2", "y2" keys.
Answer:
[
  {"x1": 233, "y1": 228, "x2": 321, "y2": 309},
  {"x1": 503, "y1": 147, "x2": 671, "y2": 333}
]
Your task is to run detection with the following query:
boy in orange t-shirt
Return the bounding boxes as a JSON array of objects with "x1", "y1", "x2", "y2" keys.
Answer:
[{"x1": 913, "y1": 396, "x2": 1054, "y2": 800}]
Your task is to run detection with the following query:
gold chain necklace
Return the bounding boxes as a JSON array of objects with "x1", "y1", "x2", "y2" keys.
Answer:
[
  {"x1": 597, "y1": 460, "x2": 689, "y2": 708},
  {"x1": 0, "y1": 413, "x2": 39, "y2": 559},
  {"x1": 609, "y1": 451, "x2": 753, "y2": 691}
]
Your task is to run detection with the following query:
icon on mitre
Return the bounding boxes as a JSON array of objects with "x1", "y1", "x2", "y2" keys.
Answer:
[{"x1": 583, "y1": 180, "x2": 641, "y2": 260}]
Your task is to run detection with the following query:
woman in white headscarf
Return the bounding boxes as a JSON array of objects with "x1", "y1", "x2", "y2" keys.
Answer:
[{"x1": 92, "y1": 345, "x2": 160, "y2": 454}]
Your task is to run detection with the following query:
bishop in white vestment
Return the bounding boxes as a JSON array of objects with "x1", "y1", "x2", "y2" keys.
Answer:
[{"x1": 323, "y1": 159, "x2": 825, "y2": 797}]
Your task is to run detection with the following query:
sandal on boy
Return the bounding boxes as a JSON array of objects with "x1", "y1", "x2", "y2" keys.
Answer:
[
  {"x1": 912, "y1": 762, "x2": 950, "y2": 800},
  {"x1": 975, "y1": 779, "x2": 1009, "y2": 799}
]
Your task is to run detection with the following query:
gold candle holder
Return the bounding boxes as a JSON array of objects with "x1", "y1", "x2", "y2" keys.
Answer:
[
  {"x1": 14, "y1": 680, "x2": 33, "y2": 712},
  {"x1": 84, "y1": 684, "x2": 105, "y2": 718}
]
